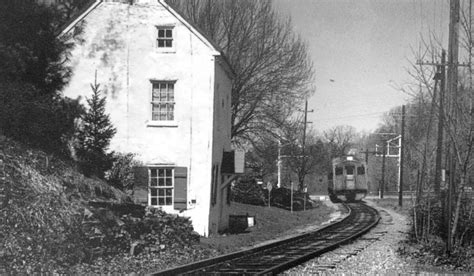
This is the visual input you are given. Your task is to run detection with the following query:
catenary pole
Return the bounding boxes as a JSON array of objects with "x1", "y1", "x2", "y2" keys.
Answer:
[{"x1": 399, "y1": 105, "x2": 405, "y2": 207}]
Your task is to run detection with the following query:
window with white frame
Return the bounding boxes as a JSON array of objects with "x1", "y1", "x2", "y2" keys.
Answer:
[
  {"x1": 149, "y1": 168, "x2": 174, "y2": 206},
  {"x1": 157, "y1": 27, "x2": 173, "y2": 48},
  {"x1": 151, "y1": 81, "x2": 175, "y2": 121}
]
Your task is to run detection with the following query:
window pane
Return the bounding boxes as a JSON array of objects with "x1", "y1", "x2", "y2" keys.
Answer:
[
  {"x1": 158, "y1": 169, "x2": 164, "y2": 177},
  {"x1": 165, "y1": 197, "x2": 172, "y2": 205},
  {"x1": 168, "y1": 105, "x2": 174, "y2": 120},
  {"x1": 150, "y1": 169, "x2": 157, "y2": 177},
  {"x1": 160, "y1": 91, "x2": 167, "y2": 101},
  {"x1": 158, "y1": 178, "x2": 165, "y2": 186},
  {"x1": 151, "y1": 188, "x2": 158, "y2": 196},
  {"x1": 165, "y1": 29, "x2": 172, "y2": 38},
  {"x1": 150, "y1": 178, "x2": 158, "y2": 186},
  {"x1": 357, "y1": 166, "x2": 365, "y2": 175},
  {"x1": 165, "y1": 40, "x2": 172, "y2": 47},
  {"x1": 152, "y1": 88, "x2": 160, "y2": 101},
  {"x1": 165, "y1": 169, "x2": 172, "y2": 176},
  {"x1": 335, "y1": 167, "x2": 343, "y2": 175},
  {"x1": 345, "y1": 166, "x2": 355, "y2": 175},
  {"x1": 160, "y1": 83, "x2": 167, "y2": 91},
  {"x1": 151, "y1": 198, "x2": 157, "y2": 206},
  {"x1": 158, "y1": 189, "x2": 164, "y2": 196},
  {"x1": 158, "y1": 29, "x2": 165, "y2": 37},
  {"x1": 158, "y1": 39, "x2": 165, "y2": 47},
  {"x1": 165, "y1": 178, "x2": 172, "y2": 186},
  {"x1": 165, "y1": 188, "x2": 172, "y2": 196},
  {"x1": 158, "y1": 198, "x2": 165, "y2": 205}
]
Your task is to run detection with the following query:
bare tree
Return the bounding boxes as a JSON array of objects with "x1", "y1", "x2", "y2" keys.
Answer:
[
  {"x1": 446, "y1": 1, "x2": 474, "y2": 248},
  {"x1": 167, "y1": 0, "x2": 314, "y2": 144},
  {"x1": 323, "y1": 125, "x2": 357, "y2": 158}
]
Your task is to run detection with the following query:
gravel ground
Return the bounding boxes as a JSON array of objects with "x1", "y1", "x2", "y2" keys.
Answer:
[{"x1": 283, "y1": 200, "x2": 428, "y2": 275}]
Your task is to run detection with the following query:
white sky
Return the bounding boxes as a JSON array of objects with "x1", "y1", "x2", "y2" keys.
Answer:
[{"x1": 274, "y1": 0, "x2": 450, "y2": 132}]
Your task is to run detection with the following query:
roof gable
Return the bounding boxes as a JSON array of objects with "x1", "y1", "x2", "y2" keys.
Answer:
[
  {"x1": 59, "y1": 0, "x2": 218, "y2": 55},
  {"x1": 58, "y1": 0, "x2": 234, "y2": 78},
  {"x1": 158, "y1": 0, "x2": 220, "y2": 55}
]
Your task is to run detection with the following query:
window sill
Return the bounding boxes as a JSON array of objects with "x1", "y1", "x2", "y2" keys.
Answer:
[
  {"x1": 147, "y1": 121, "x2": 178, "y2": 128},
  {"x1": 156, "y1": 48, "x2": 176, "y2": 54}
]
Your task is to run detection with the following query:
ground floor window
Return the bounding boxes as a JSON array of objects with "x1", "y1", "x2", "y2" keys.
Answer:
[{"x1": 149, "y1": 167, "x2": 174, "y2": 206}]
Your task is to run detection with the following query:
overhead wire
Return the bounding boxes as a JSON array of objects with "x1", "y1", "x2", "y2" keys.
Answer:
[{"x1": 311, "y1": 111, "x2": 386, "y2": 122}]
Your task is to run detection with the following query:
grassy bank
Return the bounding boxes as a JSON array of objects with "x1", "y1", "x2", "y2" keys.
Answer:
[{"x1": 201, "y1": 201, "x2": 338, "y2": 254}]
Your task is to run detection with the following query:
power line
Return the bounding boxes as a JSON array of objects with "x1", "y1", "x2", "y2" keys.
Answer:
[{"x1": 311, "y1": 111, "x2": 386, "y2": 121}]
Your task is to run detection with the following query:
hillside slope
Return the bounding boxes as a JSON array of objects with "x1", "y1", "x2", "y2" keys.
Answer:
[{"x1": 0, "y1": 136, "x2": 129, "y2": 273}]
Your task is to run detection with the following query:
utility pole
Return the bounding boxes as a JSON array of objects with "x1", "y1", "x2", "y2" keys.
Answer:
[
  {"x1": 399, "y1": 105, "x2": 406, "y2": 207},
  {"x1": 434, "y1": 50, "x2": 446, "y2": 195},
  {"x1": 381, "y1": 142, "x2": 386, "y2": 199},
  {"x1": 277, "y1": 141, "x2": 282, "y2": 188},
  {"x1": 446, "y1": 0, "x2": 460, "y2": 255},
  {"x1": 447, "y1": 0, "x2": 460, "y2": 113},
  {"x1": 300, "y1": 99, "x2": 313, "y2": 190}
]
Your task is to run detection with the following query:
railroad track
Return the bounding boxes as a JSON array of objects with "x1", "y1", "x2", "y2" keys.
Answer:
[{"x1": 151, "y1": 202, "x2": 380, "y2": 276}]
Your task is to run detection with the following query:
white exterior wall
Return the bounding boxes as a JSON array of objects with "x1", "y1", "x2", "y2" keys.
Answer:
[
  {"x1": 208, "y1": 62, "x2": 233, "y2": 233},
  {"x1": 62, "y1": 1, "x2": 232, "y2": 236}
]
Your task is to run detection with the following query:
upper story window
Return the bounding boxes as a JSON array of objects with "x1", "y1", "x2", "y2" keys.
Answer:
[
  {"x1": 157, "y1": 27, "x2": 173, "y2": 48},
  {"x1": 151, "y1": 81, "x2": 175, "y2": 121}
]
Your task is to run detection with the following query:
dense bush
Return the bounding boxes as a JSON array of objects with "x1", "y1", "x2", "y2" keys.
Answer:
[
  {"x1": 0, "y1": 83, "x2": 83, "y2": 157},
  {"x1": 0, "y1": 2, "x2": 82, "y2": 156},
  {"x1": 270, "y1": 187, "x2": 314, "y2": 211},
  {"x1": 408, "y1": 193, "x2": 474, "y2": 271},
  {"x1": 106, "y1": 152, "x2": 139, "y2": 193},
  {"x1": 231, "y1": 177, "x2": 267, "y2": 206}
]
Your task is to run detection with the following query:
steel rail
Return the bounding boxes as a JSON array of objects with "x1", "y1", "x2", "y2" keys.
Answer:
[{"x1": 150, "y1": 202, "x2": 379, "y2": 276}]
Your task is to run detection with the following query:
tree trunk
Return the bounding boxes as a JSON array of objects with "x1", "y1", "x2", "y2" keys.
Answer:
[{"x1": 450, "y1": 173, "x2": 466, "y2": 245}]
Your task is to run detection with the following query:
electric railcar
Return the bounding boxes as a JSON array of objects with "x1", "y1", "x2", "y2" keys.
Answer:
[{"x1": 328, "y1": 155, "x2": 368, "y2": 202}]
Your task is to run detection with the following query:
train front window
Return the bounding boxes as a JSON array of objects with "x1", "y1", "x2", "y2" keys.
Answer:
[
  {"x1": 357, "y1": 166, "x2": 365, "y2": 175},
  {"x1": 345, "y1": 166, "x2": 355, "y2": 175},
  {"x1": 335, "y1": 167, "x2": 343, "y2": 175}
]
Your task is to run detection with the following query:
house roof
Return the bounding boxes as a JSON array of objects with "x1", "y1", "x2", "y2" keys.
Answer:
[
  {"x1": 57, "y1": 0, "x2": 234, "y2": 77},
  {"x1": 58, "y1": 0, "x2": 101, "y2": 37}
]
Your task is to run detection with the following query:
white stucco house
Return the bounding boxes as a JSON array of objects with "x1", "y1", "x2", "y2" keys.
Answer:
[{"x1": 58, "y1": 0, "x2": 242, "y2": 236}]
